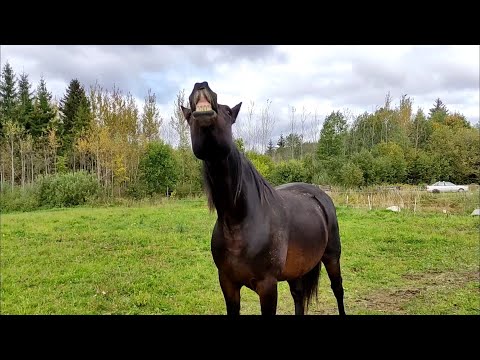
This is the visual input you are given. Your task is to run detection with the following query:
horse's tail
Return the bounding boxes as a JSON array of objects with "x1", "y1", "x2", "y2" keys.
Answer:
[{"x1": 302, "y1": 262, "x2": 321, "y2": 312}]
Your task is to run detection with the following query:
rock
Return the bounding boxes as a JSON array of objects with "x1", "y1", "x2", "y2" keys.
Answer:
[
  {"x1": 386, "y1": 206, "x2": 401, "y2": 212},
  {"x1": 471, "y1": 209, "x2": 480, "y2": 216}
]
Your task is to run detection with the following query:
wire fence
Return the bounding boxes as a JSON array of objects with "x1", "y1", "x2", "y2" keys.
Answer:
[
  {"x1": 165, "y1": 184, "x2": 480, "y2": 216},
  {"x1": 324, "y1": 186, "x2": 480, "y2": 215}
]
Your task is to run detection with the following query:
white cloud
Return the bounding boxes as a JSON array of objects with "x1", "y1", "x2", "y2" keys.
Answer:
[{"x1": 2, "y1": 44, "x2": 478, "y2": 144}]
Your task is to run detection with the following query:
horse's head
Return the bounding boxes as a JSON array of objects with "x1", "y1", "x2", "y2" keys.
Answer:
[{"x1": 181, "y1": 81, "x2": 242, "y2": 161}]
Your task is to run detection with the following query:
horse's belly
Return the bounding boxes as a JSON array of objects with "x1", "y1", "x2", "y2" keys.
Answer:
[{"x1": 279, "y1": 214, "x2": 328, "y2": 280}]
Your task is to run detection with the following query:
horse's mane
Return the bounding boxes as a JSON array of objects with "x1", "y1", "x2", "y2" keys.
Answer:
[{"x1": 202, "y1": 145, "x2": 278, "y2": 212}]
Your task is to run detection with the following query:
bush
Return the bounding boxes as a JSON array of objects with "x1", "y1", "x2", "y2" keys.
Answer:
[
  {"x1": 269, "y1": 160, "x2": 309, "y2": 186},
  {"x1": 338, "y1": 162, "x2": 364, "y2": 188},
  {"x1": 139, "y1": 141, "x2": 180, "y2": 196},
  {"x1": 0, "y1": 183, "x2": 41, "y2": 213},
  {"x1": 171, "y1": 182, "x2": 203, "y2": 199},
  {"x1": 37, "y1": 171, "x2": 101, "y2": 207},
  {"x1": 125, "y1": 180, "x2": 149, "y2": 200},
  {"x1": 246, "y1": 151, "x2": 275, "y2": 183}
]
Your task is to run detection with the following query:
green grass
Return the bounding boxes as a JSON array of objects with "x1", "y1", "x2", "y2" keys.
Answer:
[{"x1": 1, "y1": 199, "x2": 479, "y2": 315}]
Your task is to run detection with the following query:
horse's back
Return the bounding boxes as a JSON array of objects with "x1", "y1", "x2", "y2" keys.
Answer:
[
  {"x1": 275, "y1": 182, "x2": 341, "y2": 252},
  {"x1": 275, "y1": 182, "x2": 336, "y2": 215}
]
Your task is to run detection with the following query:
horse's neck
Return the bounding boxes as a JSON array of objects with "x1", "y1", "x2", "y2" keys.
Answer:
[{"x1": 204, "y1": 150, "x2": 258, "y2": 224}]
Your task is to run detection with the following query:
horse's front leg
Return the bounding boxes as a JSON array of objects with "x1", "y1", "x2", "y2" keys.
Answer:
[
  {"x1": 256, "y1": 277, "x2": 278, "y2": 315},
  {"x1": 219, "y1": 271, "x2": 241, "y2": 315}
]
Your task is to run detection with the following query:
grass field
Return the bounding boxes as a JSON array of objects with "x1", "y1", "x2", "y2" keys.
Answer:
[{"x1": 1, "y1": 199, "x2": 479, "y2": 315}]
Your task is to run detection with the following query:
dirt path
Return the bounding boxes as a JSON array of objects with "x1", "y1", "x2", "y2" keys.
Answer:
[{"x1": 310, "y1": 269, "x2": 478, "y2": 315}]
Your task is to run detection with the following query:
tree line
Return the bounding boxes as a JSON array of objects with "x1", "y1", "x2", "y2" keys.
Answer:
[{"x1": 1, "y1": 62, "x2": 478, "y2": 205}]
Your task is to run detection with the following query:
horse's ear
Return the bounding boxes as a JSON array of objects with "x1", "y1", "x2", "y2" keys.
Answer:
[
  {"x1": 231, "y1": 102, "x2": 242, "y2": 124},
  {"x1": 181, "y1": 106, "x2": 192, "y2": 124}
]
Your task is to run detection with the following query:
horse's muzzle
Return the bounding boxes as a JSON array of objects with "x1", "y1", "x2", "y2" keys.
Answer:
[{"x1": 193, "y1": 111, "x2": 217, "y2": 127}]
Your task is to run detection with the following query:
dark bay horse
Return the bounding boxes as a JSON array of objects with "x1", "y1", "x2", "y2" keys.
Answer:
[{"x1": 181, "y1": 82, "x2": 346, "y2": 315}]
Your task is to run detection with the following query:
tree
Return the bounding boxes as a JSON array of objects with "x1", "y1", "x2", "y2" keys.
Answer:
[
  {"x1": 16, "y1": 72, "x2": 34, "y2": 132},
  {"x1": 141, "y1": 88, "x2": 161, "y2": 141},
  {"x1": 139, "y1": 140, "x2": 179, "y2": 196},
  {"x1": 0, "y1": 62, "x2": 17, "y2": 134},
  {"x1": 31, "y1": 76, "x2": 56, "y2": 138},
  {"x1": 409, "y1": 108, "x2": 431, "y2": 152},
  {"x1": 59, "y1": 79, "x2": 91, "y2": 154},
  {"x1": 234, "y1": 138, "x2": 245, "y2": 153},
  {"x1": 405, "y1": 148, "x2": 435, "y2": 184},
  {"x1": 266, "y1": 139, "x2": 275, "y2": 157},
  {"x1": 269, "y1": 159, "x2": 308, "y2": 186},
  {"x1": 170, "y1": 89, "x2": 190, "y2": 149},
  {"x1": 72, "y1": 98, "x2": 91, "y2": 140},
  {"x1": 444, "y1": 112, "x2": 470, "y2": 129},
  {"x1": 309, "y1": 109, "x2": 321, "y2": 143},
  {"x1": 174, "y1": 148, "x2": 203, "y2": 197},
  {"x1": 289, "y1": 105, "x2": 296, "y2": 159},
  {"x1": 19, "y1": 133, "x2": 33, "y2": 188},
  {"x1": 428, "y1": 98, "x2": 448, "y2": 124},
  {"x1": 372, "y1": 142, "x2": 407, "y2": 183},
  {"x1": 454, "y1": 126, "x2": 480, "y2": 183},
  {"x1": 299, "y1": 106, "x2": 309, "y2": 158},
  {"x1": 277, "y1": 133, "x2": 285, "y2": 148},
  {"x1": 392, "y1": 94, "x2": 412, "y2": 148},
  {"x1": 338, "y1": 161, "x2": 364, "y2": 188},
  {"x1": 284, "y1": 133, "x2": 302, "y2": 159},
  {"x1": 429, "y1": 98, "x2": 448, "y2": 118},
  {"x1": 245, "y1": 151, "x2": 275, "y2": 183},
  {"x1": 3, "y1": 119, "x2": 22, "y2": 189},
  {"x1": 348, "y1": 112, "x2": 373, "y2": 153},
  {"x1": 317, "y1": 110, "x2": 348, "y2": 159},
  {"x1": 259, "y1": 99, "x2": 275, "y2": 154},
  {"x1": 351, "y1": 149, "x2": 376, "y2": 185}
]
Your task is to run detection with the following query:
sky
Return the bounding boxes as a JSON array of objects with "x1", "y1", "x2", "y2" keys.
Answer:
[{"x1": 1, "y1": 45, "x2": 479, "y2": 146}]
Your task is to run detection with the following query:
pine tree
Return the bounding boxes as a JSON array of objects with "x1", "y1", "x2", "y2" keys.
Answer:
[
  {"x1": 0, "y1": 62, "x2": 17, "y2": 134},
  {"x1": 277, "y1": 133, "x2": 285, "y2": 148},
  {"x1": 17, "y1": 72, "x2": 34, "y2": 132},
  {"x1": 59, "y1": 79, "x2": 91, "y2": 154},
  {"x1": 266, "y1": 139, "x2": 275, "y2": 156},
  {"x1": 428, "y1": 98, "x2": 449, "y2": 124},
  {"x1": 429, "y1": 98, "x2": 448, "y2": 117},
  {"x1": 31, "y1": 76, "x2": 56, "y2": 138}
]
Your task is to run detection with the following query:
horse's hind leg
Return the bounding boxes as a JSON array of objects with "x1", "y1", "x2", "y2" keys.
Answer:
[
  {"x1": 288, "y1": 262, "x2": 321, "y2": 315},
  {"x1": 322, "y1": 253, "x2": 346, "y2": 315}
]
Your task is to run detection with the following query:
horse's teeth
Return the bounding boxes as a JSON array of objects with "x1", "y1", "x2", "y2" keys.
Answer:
[{"x1": 197, "y1": 105, "x2": 212, "y2": 112}]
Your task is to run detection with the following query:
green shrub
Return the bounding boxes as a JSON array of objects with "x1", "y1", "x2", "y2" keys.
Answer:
[
  {"x1": 269, "y1": 160, "x2": 309, "y2": 186},
  {"x1": 245, "y1": 151, "x2": 275, "y2": 183},
  {"x1": 37, "y1": 171, "x2": 101, "y2": 207},
  {"x1": 125, "y1": 180, "x2": 149, "y2": 200},
  {"x1": 0, "y1": 183, "x2": 40, "y2": 213},
  {"x1": 138, "y1": 141, "x2": 179, "y2": 196},
  {"x1": 338, "y1": 161, "x2": 364, "y2": 188}
]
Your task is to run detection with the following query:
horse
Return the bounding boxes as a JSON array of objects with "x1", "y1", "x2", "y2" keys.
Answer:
[{"x1": 181, "y1": 81, "x2": 346, "y2": 315}]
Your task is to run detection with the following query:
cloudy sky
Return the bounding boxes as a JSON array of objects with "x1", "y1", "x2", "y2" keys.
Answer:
[{"x1": 2, "y1": 45, "x2": 478, "y2": 145}]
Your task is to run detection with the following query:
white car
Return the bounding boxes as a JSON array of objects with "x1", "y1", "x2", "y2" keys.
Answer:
[{"x1": 426, "y1": 181, "x2": 469, "y2": 193}]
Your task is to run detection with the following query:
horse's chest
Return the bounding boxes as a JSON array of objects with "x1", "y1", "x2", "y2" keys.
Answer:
[{"x1": 212, "y1": 234, "x2": 283, "y2": 284}]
